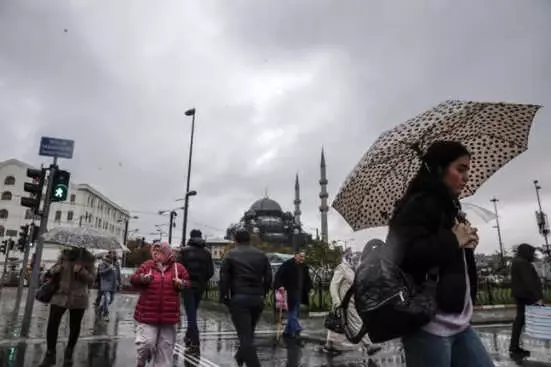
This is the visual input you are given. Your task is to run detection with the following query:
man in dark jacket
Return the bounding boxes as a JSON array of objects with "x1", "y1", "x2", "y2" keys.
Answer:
[
  {"x1": 509, "y1": 243, "x2": 544, "y2": 358},
  {"x1": 177, "y1": 229, "x2": 214, "y2": 352},
  {"x1": 274, "y1": 250, "x2": 312, "y2": 338},
  {"x1": 219, "y1": 229, "x2": 272, "y2": 367}
]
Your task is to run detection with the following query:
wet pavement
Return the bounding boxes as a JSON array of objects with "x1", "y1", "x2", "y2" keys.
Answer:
[{"x1": 0, "y1": 289, "x2": 548, "y2": 366}]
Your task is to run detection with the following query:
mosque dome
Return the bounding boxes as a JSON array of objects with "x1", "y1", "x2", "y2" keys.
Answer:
[{"x1": 249, "y1": 197, "x2": 283, "y2": 213}]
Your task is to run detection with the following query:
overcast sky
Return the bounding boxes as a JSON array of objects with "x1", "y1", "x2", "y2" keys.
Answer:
[{"x1": 1, "y1": 0, "x2": 550, "y2": 254}]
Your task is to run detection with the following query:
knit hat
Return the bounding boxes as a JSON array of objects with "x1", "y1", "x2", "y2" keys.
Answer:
[{"x1": 189, "y1": 229, "x2": 202, "y2": 239}]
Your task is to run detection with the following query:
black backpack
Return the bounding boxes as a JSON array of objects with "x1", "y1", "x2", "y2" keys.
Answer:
[{"x1": 340, "y1": 236, "x2": 439, "y2": 344}]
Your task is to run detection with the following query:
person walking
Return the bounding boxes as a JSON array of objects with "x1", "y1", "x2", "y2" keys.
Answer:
[
  {"x1": 39, "y1": 248, "x2": 96, "y2": 367},
  {"x1": 97, "y1": 252, "x2": 119, "y2": 320},
  {"x1": 324, "y1": 244, "x2": 381, "y2": 356},
  {"x1": 274, "y1": 249, "x2": 312, "y2": 339},
  {"x1": 389, "y1": 141, "x2": 494, "y2": 366},
  {"x1": 509, "y1": 243, "x2": 544, "y2": 358},
  {"x1": 177, "y1": 229, "x2": 215, "y2": 352},
  {"x1": 131, "y1": 242, "x2": 189, "y2": 367},
  {"x1": 219, "y1": 229, "x2": 272, "y2": 367}
]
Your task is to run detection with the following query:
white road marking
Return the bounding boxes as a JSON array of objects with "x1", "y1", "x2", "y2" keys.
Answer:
[{"x1": 174, "y1": 343, "x2": 220, "y2": 367}]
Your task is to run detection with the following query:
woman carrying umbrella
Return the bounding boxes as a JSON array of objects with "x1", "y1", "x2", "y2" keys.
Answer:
[
  {"x1": 390, "y1": 141, "x2": 494, "y2": 366},
  {"x1": 39, "y1": 247, "x2": 96, "y2": 367}
]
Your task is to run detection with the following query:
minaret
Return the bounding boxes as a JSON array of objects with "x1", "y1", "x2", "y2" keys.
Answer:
[
  {"x1": 319, "y1": 148, "x2": 329, "y2": 243},
  {"x1": 293, "y1": 173, "x2": 302, "y2": 226}
]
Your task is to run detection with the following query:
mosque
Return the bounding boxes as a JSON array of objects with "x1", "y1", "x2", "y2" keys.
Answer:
[{"x1": 225, "y1": 149, "x2": 329, "y2": 249}]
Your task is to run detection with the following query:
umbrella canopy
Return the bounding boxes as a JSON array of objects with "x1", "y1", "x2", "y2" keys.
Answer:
[
  {"x1": 41, "y1": 226, "x2": 124, "y2": 251},
  {"x1": 333, "y1": 100, "x2": 541, "y2": 231},
  {"x1": 461, "y1": 202, "x2": 497, "y2": 223}
]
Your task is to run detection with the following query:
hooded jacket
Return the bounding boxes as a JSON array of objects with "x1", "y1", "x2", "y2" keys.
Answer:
[
  {"x1": 511, "y1": 244, "x2": 543, "y2": 304},
  {"x1": 177, "y1": 237, "x2": 215, "y2": 289}
]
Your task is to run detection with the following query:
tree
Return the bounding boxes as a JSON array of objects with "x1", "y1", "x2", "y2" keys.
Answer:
[{"x1": 304, "y1": 240, "x2": 343, "y2": 281}]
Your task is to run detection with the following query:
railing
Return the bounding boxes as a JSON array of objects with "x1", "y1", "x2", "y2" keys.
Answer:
[{"x1": 203, "y1": 279, "x2": 551, "y2": 312}]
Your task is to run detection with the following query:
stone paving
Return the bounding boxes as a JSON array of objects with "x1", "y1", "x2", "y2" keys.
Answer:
[{"x1": 0, "y1": 289, "x2": 548, "y2": 366}]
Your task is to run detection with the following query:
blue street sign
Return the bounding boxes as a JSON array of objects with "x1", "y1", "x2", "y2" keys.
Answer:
[{"x1": 39, "y1": 137, "x2": 75, "y2": 159}]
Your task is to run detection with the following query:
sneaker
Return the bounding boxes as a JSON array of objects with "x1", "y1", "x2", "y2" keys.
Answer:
[
  {"x1": 509, "y1": 347, "x2": 530, "y2": 357},
  {"x1": 38, "y1": 351, "x2": 56, "y2": 367}
]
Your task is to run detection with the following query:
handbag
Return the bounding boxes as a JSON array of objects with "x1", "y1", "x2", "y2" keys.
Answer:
[
  {"x1": 36, "y1": 272, "x2": 60, "y2": 304},
  {"x1": 324, "y1": 306, "x2": 345, "y2": 334}
]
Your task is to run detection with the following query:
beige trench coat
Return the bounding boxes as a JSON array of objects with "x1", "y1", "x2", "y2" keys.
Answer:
[{"x1": 326, "y1": 263, "x2": 372, "y2": 348}]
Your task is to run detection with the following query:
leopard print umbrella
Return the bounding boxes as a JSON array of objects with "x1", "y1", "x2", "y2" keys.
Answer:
[{"x1": 332, "y1": 100, "x2": 542, "y2": 231}]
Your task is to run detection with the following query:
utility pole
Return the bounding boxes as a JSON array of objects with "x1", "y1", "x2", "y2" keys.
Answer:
[
  {"x1": 168, "y1": 211, "x2": 177, "y2": 244},
  {"x1": 490, "y1": 198, "x2": 505, "y2": 263},
  {"x1": 182, "y1": 108, "x2": 197, "y2": 246},
  {"x1": 20, "y1": 159, "x2": 57, "y2": 338},
  {"x1": 534, "y1": 180, "x2": 550, "y2": 257}
]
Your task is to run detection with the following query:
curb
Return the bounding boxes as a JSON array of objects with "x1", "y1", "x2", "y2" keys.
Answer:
[{"x1": 474, "y1": 304, "x2": 516, "y2": 310}]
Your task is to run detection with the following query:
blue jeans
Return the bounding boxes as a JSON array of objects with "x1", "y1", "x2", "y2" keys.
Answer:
[
  {"x1": 99, "y1": 291, "x2": 112, "y2": 317},
  {"x1": 182, "y1": 287, "x2": 203, "y2": 346},
  {"x1": 284, "y1": 294, "x2": 302, "y2": 335},
  {"x1": 402, "y1": 327, "x2": 495, "y2": 367}
]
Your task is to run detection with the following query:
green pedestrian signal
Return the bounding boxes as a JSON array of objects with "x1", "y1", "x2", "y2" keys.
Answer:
[{"x1": 51, "y1": 170, "x2": 71, "y2": 202}]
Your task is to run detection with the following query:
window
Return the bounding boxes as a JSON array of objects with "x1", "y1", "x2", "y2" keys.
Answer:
[
  {"x1": 54, "y1": 210, "x2": 62, "y2": 222},
  {"x1": 1, "y1": 191, "x2": 12, "y2": 201},
  {"x1": 70, "y1": 194, "x2": 76, "y2": 203},
  {"x1": 5, "y1": 229, "x2": 17, "y2": 237},
  {"x1": 67, "y1": 211, "x2": 74, "y2": 221},
  {"x1": 4, "y1": 176, "x2": 15, "y2": 185},
  {"x1": 98, "y1": 218, "x2": 102, "y2": 228},
  {"x1": 25, "y1": 209, "x2": 33, "y2": 220},
  {"x1": 0, "y1": 210, "x2": 7, "y2": 219},
  {"x1": 0, "y1": 225, "x2": 4, "y2": 237}
]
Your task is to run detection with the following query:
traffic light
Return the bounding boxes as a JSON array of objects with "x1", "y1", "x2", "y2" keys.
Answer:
[
  {"x1": 18, "y1": 225, "x2": 29, "y2": 252},
  {"x1": 0, "y1": 240, "x2": 6, "y2": 255},
  {"x1": 21, "y1": 168, "x2": 46, "y2": 215},
  {"x1": 51, "y1": 170, "x2": 70, "y2": 202}
]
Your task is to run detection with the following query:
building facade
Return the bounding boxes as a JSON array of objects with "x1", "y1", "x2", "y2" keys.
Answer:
[{"x1": 0, "y1": 158, "x2": 129, "y2": 265}]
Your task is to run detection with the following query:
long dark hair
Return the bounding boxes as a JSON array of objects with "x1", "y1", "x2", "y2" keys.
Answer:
[
  {"x1": 61, "y1": 247, "x2": 94, "y2": 263},
  {"x1": 391, "y1": 141, "x2": 470, "y2": 225}
]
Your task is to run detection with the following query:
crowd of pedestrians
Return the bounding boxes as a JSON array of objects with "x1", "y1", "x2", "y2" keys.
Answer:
[{"x1": 35, "y1": 140, "x2": 547, "y2": 367}]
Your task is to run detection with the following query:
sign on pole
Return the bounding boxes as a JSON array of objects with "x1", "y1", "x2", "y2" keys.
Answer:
[{"x1": 39, "y1": 137, "x2": 75, "y2": 159}]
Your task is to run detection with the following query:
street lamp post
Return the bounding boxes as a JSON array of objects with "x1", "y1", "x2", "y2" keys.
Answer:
[
  {"x1": 490, "y1": 198, "x2": 505, "y2": 263},
  {"x1": 534, "y1": 180, "x2": 550, "y2": 256},
  {"x1": 177, "y1": 190, "x2": 197, "y2": 246},
  {"x1": 183, "y1": 108, "x2": 197, "y2": 246}
]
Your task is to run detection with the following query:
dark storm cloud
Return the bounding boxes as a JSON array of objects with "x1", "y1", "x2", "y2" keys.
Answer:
[{"x1": 1, "y1": 0, "x2": 550, "y2": 252}]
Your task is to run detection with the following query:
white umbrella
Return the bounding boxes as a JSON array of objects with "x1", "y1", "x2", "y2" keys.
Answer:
[
  {"x1": 42, "y1": 226, "x2": 124, "y2": 251},
  {"x1": 461, "y1": 202, "x2": 498, "y2": 223}
]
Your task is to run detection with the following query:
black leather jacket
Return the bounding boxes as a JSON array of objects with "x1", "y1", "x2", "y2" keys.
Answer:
[
  {"x1": 177, "y1": 238, "x2": 214, "y2": 289},
  {"x1": 219, "y1": 244, "x2": 272, "y2": 302}
]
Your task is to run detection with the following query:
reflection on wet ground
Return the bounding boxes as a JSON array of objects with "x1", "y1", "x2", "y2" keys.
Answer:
[{"x1": 0, "y1": 289, "x2": 548, "y2": 366}]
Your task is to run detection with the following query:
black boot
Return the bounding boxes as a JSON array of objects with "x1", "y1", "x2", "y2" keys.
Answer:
[
  {"x1": 38, "y1": 350, "x2": 56, "y2": 367},
  {"x1": 63, "y1": 347, "x2": 74, "y2": 366}
]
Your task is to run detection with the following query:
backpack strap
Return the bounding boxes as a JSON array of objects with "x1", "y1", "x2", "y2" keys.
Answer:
[{"x1": 339, "y1": 282, "x2": 370, "y2": 344}]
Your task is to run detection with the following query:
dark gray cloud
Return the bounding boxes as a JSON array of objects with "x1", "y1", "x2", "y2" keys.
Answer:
[{"x1": 1, "y1": 0, "x2": 550, "y2": 253}]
